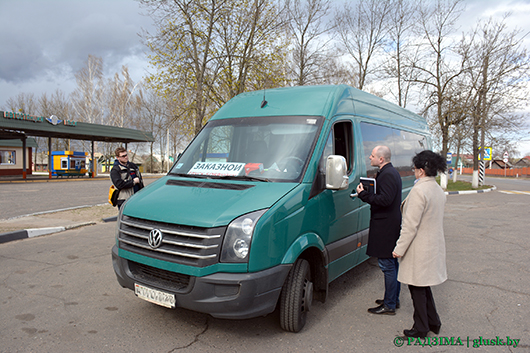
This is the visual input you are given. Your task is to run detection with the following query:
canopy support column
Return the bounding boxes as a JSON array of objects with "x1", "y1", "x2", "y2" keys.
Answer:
[
  {"x1": 22, "y1": 136, "x2": 27, "y2": 179},
  {"x1": 48, "y1": 137, "x2": 52, "y2": 179},
  {"x1": 91, "y1": 140, "x2": 95, "y2": 178}
]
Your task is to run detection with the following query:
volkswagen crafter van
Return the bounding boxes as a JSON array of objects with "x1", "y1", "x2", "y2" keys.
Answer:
[{"x1": 112, "y1": 85, "x2": 430, "y2": 332}]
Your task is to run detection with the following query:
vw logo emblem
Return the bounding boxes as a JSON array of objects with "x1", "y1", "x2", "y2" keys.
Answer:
[{"x1": 148, "y1": 229, "x2": 163, "y2": 249}]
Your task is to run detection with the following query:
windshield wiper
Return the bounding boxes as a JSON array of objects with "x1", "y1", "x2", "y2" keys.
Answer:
[
  {"x1": 171, "y1": 173, "x2": 208, "y2": 179},
  {"x1": 217, "y1": 175, "x2": 270, "y2": 182}
]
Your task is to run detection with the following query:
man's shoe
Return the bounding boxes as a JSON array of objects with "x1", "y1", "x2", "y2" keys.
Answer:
[
  {"x1": 368, "y1": 304, "x2": 395, "y2": 315},
  {"x1": 403, "y1": 328, "x2": 427, "y2": 338},
  {"x1": 430, "y1": 324, "x2": 441, "y2": 335},
  {"x1": 375, "y1": 299, "x2": 400, "y2": 309}
]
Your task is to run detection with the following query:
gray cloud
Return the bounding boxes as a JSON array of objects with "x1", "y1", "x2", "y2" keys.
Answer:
[
  {"x1": 1, "y1": 0, "x2": 529, "y2": 120},
  {"x1": 0, "y1": 0, "x2": 152, "y2": 87}
]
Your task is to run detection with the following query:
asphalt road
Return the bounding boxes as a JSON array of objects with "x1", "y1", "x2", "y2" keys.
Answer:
[
  {"x1": 0, "y1": 176, "x2": 161, "y2": 220},
  {"x1": 0, "y1": 177, "x2": 529, "y2": 352},
  {"x1": 458, "y1": 173, "x2": 530, "y2": 192}
]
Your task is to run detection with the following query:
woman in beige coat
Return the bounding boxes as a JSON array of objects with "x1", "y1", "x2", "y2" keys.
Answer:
[{"x1": 393, "y1": 150, "x2": 447, "y2": 338}]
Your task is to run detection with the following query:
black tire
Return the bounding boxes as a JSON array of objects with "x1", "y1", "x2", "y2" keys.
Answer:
[{"x1": 280, "y1": 258, "x2": 313, "y2": 332}]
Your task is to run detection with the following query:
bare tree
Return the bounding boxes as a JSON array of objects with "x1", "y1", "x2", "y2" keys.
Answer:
[
  {"x1": 383, "y1": 0, "x2": 420, "y2": 108},
  {"x1": 4, "y1": 93, "x2": 38, "y2": 115},
  {"x1": 70, "y1": 55, "x2": 106, "y2": 154},
  {"x1": 213, "y1": 0, "x2": 288, "y2": 101},
  {"x1": 335, "y1": 0, "x2": 392, "y2": 90},
  {"x1": 318, "y1": 56, "x2": 358, "y2": 86},
  {"x1": 141, "y1": 0, "x2": 227, "y2": 136},
  {"x1": 107, "y1": 66, "x2": 141, "y2": 128},
  {"x1": 141, "y1": 0, "x2": 286, "y2": 136},
  {"x1": 136, "y1": 89, "x2": 169, "y2": 173},
  {"x1": 5, "y1": 92, "x2": 39, "y2": 171},
  {"x1": 164, "y1": 94, "x2": 192, "y2": 161},
  {"x1": 39, "y1": 90, "x2": 72, "y2": 151},
  {"x1": 411, "y1": 0, "x2": 466, "y2": 188},
  {"x1": 285, "y1": 0, "x2": 334, "y2": 86},
  {"x1": 460, "y1": 15, "x2": 530, "y2": 186},
  {"x1": 71, "y1": 55, "x2": 105, "y2": 124}
]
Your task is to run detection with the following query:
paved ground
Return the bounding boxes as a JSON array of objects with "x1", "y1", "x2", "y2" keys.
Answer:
[
  {"x1": 1, "y1": 189, "x2": 529, "y2": 352},
  {"x1": 1, "y1": 174, "x2": 529, "y2": 352}
]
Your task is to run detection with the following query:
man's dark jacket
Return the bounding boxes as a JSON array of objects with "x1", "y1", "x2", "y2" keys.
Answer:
[
  {"x1": 110, "y1": 160, "x2": 144, "y2": 203},
  {"x1": 358, "y1": 162, "x2": 402, "y2": 258}
]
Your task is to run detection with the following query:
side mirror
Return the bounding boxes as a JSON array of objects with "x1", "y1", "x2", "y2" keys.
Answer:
[{"x1": 325, "y1": 155, "x2": 349, "y2": 190}]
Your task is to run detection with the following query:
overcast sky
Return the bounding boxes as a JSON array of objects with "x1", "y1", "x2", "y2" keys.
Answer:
[
  {"x1": 0, "y1": 0, "x2": 154, "y2": 106},
  {"x1": 1, "y1": 0, "x2": 530, "y2": 155}
]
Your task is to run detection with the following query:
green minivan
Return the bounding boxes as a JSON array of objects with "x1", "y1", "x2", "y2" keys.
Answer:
[{"x1": 112, "y1": 85, "x2": 430, "y2": 332}]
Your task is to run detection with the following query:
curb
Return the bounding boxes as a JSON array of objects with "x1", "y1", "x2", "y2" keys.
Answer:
[
  {"x1": 0, "y1": 222, "x2": 96, "y2": 244},
  {"x1": 445, "y1": 185, "x2": 496, "y2": 195}
]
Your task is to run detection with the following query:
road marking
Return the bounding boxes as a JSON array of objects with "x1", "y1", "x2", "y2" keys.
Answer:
[{"x1": 498, "y1": 190, "x2": 530, "y2": 195}]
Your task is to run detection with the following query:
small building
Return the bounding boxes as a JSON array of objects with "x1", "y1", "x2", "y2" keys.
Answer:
[
  {"x1": 33, "y1": 151, "x2": 49, "y2": 172},
  {"x1": 50, "y1": 151, "x2": 89, "y2": 177},
  {"x1": 451, "y1": 154, "x2": 473, "y2": 168},
  {"x1": 0, "y1": 138, "x2": 37, "y2": 176}
]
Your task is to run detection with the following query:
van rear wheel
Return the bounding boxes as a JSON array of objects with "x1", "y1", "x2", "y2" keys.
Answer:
[{"x1": 280, "y1": 258, "x2": 313, "y2": 332}]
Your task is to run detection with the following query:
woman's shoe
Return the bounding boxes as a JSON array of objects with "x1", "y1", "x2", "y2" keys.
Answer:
[
  {"x1": 429, "y1": 324, "x2": 441, "y2": 335},
  {"x1": 403, "y1": 328, "x2": 427, "y2": 338}
]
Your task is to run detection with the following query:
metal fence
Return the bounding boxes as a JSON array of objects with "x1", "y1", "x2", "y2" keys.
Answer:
[{"x1": 460, "y1": 167, "x2": 530, "y2": 177}]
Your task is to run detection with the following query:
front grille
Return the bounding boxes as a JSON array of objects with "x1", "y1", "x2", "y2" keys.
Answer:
[
  {"x1": 118, "y1": 215, "x2": 225, "y2": 267},
  {"x1": 128, "y1": 260, "x2": 191, "y2": 293}
]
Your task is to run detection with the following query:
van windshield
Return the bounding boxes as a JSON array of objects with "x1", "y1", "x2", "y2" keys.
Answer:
[{"x1": 170, "y1": 116, "x2": 323, "y2": 182}]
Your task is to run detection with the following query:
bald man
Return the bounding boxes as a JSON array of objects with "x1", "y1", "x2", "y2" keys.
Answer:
[{"x1": 356, "y1": 145, "x2": 402, "y2": 315}]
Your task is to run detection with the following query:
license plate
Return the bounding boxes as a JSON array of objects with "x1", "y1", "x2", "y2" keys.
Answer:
[{"x1": 134, "y1": 283, "x2": 176, "y2": 308}]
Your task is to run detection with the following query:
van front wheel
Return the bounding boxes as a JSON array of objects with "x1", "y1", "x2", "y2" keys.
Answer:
[{"x1": 280, "y1": 258, "x2": 313, "y2": 332}]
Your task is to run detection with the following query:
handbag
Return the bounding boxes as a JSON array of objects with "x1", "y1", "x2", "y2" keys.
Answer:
[{"x1": 108, "y1": 185, "x2": 120, "y2": 207}]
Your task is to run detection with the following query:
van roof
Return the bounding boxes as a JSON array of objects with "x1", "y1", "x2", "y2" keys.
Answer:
[{"x1": 211, "y1": 85, "x2": 426, "y2": 131}]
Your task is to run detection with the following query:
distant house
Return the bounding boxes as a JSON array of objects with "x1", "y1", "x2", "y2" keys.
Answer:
[
  {"x1": 490, "y1": 158, "x2": 512, "y2": 169},
  {"x1": 452, "y1": 154, "x2": 473, "y2": 168},
  {"x1": 514, "y1": 156, "x2": 530, "y2": 168}
]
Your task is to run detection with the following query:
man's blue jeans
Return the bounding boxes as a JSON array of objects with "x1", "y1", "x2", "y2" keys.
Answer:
[{"x1": 378, "y1": 258, "x2": 401, "y2": 309}]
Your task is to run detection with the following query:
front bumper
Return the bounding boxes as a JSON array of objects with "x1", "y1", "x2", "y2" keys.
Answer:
[{"x1": 112, "y1": 245, "x2": 291, "y2": 319}]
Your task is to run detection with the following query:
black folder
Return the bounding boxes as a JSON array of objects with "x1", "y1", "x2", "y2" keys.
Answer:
[{"x1": 360, "y1": 177, "x2": 376, "y2": 194}]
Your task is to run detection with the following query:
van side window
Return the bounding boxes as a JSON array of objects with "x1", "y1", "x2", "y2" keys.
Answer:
[
  {"x1": 333, "y1": 121, "x2": 353, "y2": 173},
  {"x1": 311, "y1": 121, "x2": 353, "y2": 199},
  {"x1": 319, "y1": 121, "x2": 353, "y2": 174},
  {"x1": 360, "y1": 122, "x2": 425, "y2": 178},
  {"x1": 392, "y1": 130, "x2": 426, "y2": 177}
]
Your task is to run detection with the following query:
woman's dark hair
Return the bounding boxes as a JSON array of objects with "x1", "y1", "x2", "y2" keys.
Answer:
[{"x1": 412, "y1": 150, "x2": 447, "y2": 177}]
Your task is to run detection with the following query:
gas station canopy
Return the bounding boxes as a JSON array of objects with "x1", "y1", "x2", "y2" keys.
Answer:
[
  {"x1": 1, "y1": 111, "x2": 155, "y2": 179},
  {"x1": 1, "y1": 111, "x2": 154, "y2": 143}
]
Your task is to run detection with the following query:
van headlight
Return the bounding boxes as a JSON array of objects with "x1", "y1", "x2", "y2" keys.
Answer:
[
  {"x1": 220, "y1": 209, "x2": 267, "y2": 263},
  {"x1": 115, "y1": 206, "x2": 124, "y2": 242}
]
